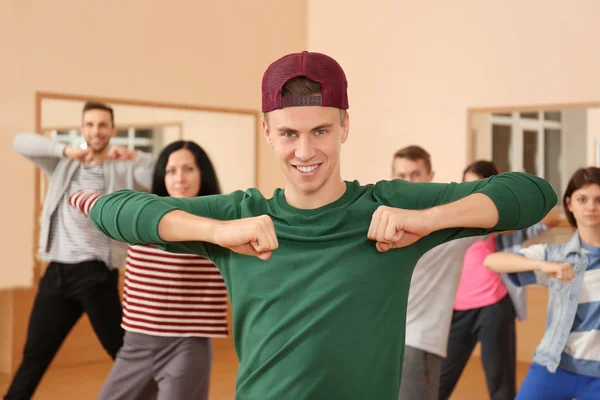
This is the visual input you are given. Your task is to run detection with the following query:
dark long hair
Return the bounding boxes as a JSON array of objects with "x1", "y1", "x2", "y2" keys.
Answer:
[
  {"x1": 151, "y1": 140, "x2": 221, "y2": 197},
  {"x1": 563, "y1": 167, "x2": 600, "y2": 227},
  {"x1": 463, "y1": 160, "x2": 500, "y2": 180}
]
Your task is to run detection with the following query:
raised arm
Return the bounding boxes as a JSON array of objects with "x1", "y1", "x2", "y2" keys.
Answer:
[
  {"x1": 419, "y1": 172, "x2": 557, "y2": 232},
  {"x1": 88, "y1": 189, "x2": 278, "y2": 260},
  {"x1": 13, "y1": 133, "x2": 67, "y2": 175},
  {"x1": 70, "y1": 189, "x2": 225, "y2": 256},
  {"x1": 426, "y1": 193, "x2": 499, "y2": 230},
  {"x1": 14, "y1": 133, "x2": 97, "y2": 174},
  {"x1": 105, "y1": 147, "x2": 157, "y2": 191},
  {"x1": 371, "y1": 172, "x2": 557, "y2": 253},
  {"x1": 484, "y1": 244, "x2": 574, "y2": 284}
]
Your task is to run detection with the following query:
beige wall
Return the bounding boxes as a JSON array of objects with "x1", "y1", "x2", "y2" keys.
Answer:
[
  {"x1": 0, "y1": 0, "x2": 306, "y2": 289},
  {"x1": 471, "y1": 112, "x2": 491, "y2": 160},
  {"x1": 562, "y1": 109, "x2": 588, "y2": 185},
  {"x1": 308, "y1": 0, "x2": 600, "y2": 184},
  {"x1": 587, "y1": 108, "x2": 600, "y2": 167},
  {"x1": 4, "y1": 1, "x2": 600, "y2": 289}
]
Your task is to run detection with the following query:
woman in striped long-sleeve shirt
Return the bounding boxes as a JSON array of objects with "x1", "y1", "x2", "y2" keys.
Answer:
[{"x1": 70, "y1": 140, "x2": 227, "y2": 400}]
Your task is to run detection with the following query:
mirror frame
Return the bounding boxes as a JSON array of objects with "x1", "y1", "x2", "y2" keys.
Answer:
[
  {"x1": 466, "y1": 101, "x2": 600, "y2": 162},
  {"x1": 33, "y1": 91, "x2": 261, "y2": 284}
]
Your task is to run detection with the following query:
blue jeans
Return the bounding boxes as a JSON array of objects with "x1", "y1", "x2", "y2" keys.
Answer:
[{"x1": 516, "y1": 363, "x2": 600, "y2": 400}]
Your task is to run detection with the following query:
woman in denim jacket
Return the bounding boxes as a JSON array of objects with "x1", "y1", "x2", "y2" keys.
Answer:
[{"x1": 485, "y1": 167, "x2": 600, "y2": 400}]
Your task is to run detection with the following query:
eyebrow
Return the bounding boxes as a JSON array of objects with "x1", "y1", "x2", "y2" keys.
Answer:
[{"x1": 276, "y1": 123, "x2": 334, "y2": 133}]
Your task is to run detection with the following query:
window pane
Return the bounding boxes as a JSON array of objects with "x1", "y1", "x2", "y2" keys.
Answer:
[
  {"x1": 520, "y1": 112, "x2": 539, "y2": 119},
  {"x1": 544, "y1": 129, "x2": 562, "y2": 194},
  {"x1": 116, "y1": 130, "x2": 129, "y2": 138},
  {"x1": 135, "y1": 129, "x2": 153, "y2": 138},
  {"x1": 523, "y1": 130, "x2": 538, "y2": 175},
  {"x1": 135, "y1": 146, "x2": 153, "y2": 153},
  {"x1": 492, "y1": 124, "x2": 512, "y2": 173},
  {"x1": 492, "y1": 113, "x2": 511, "y2": 117},
  {"x1": 544, "y1": 111, "x2": 561, "y2": 122}
]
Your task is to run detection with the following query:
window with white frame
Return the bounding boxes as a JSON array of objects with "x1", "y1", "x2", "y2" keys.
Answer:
[
  {"x1": 50, "y1": 126, "x2": 159, "y2": 154},
  {"x1": 489, "y1": 111, "x2": 562, "y2": 195}
]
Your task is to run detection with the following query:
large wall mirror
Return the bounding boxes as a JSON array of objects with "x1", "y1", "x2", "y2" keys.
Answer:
[
  {"x1": 33, "y1": 92, "x2": 259, "y2": 282},
  {"x1": 467, "y1": 103, "x2": 600, "y2": 241}
]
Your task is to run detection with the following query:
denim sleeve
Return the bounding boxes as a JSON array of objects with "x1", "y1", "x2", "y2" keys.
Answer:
[
  {"x1": 507, "y1": 271, "x2": 539, "y2": 287},
  {"x1": 495, "y1": 223, "x2": 549, "y2": 253},
  {"x1": 507, "y1": 244, "x2": 549, "y2": 287}
]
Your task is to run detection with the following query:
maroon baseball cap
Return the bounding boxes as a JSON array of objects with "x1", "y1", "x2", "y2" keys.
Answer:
[{"x1": 261, "y1": 51, "x2": 349, "y2": 113}]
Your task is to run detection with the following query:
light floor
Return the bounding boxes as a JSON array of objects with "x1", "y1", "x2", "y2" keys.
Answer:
[{"x1": 0, "y1": 353, "x2": 530, "y2": 399}]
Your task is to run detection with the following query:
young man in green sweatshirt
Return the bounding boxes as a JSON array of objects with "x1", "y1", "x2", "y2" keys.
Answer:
[{"x1": 88, "y1": 51, "x2": 557, "y2": 400}]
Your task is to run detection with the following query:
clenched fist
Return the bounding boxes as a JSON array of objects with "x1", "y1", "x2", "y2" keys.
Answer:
[
  {"x1": 64, "y1": 145, "x2": 94, "y2": 164},
  {"x1": 214, "y1": 215, "x2": 279, "y2": 260},
  {"x1": 367, "y1": 206, "x2": 436, "y2": 252},
  {"x1": 107, "y1": 145, "x2": 138, "y2": 161},
  {"x1": 539, "y1": 261, "x2": 575, "y2": 282}
]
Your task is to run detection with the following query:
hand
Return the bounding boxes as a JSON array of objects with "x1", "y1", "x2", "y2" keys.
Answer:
[
  {"x1": 538, "y1": 261, "x2": 575, "y2": 282},
  {"x1": 107, "y1": 146, "x2": 138, "y2": 161},
  {"x1": 367, "y1": 206, "x2": 435, "y2": 252},
  {"x1": 64, "y1": 145, "x2": 94, "y2": 164},
  {"x1": 213, "y1": 215, "x2": 278, "y2": 260}
]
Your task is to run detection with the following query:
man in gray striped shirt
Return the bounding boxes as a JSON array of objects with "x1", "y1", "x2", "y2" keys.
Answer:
[{"x1": 6, "y1": 101, "x2": 156, "y2": 400}]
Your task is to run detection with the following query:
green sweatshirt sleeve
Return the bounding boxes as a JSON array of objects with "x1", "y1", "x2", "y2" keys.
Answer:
[
  {"x1": 374, "y1": 172, "x2": 558, "y2": 254},
  {"x1": 88, "y1": 189, "x2": 245, "y2": 258}
]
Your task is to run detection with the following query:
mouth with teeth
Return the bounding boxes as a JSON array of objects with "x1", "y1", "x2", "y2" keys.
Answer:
[{"x1": 293, "y1": 164, "x2": 321, "y2": 174}]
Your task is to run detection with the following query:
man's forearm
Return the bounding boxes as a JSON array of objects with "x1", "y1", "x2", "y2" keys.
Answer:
[
  {"x1": 427, "y1": 193, "x2": 499, "y2": 231},
  {"x1": 158, "y1": 210, "x2": 220, "y2": 243}
]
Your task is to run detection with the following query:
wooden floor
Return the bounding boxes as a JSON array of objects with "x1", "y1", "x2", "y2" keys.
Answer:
[{"x1": 0, "y1": 353, "x2": 529, "y2": 400}]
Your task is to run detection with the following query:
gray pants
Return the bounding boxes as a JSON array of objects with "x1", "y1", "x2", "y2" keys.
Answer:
[
  {"x1": 98, "y1": 331, "x2": 212, "y2": 400},
  {"x1": 398, "y1": 345, "x2": 443, "y2": 400}
]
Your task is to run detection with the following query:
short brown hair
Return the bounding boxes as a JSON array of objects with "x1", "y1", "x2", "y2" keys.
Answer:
[
  {"x1": 263, "y1": 76, "x2": 347, "y2": 124},
  {"x1": 82, "y1": 101, "x2": 114, "y2": 127},
  {"x1": 563, "y1": 167, "x2": 600, "y2": 227},
  {"x1": 393, "y1": 145, "x2": 432, "y2": 172},
  {"x1": 463, "y1": 160, "x2": 500, "y2": 180}
]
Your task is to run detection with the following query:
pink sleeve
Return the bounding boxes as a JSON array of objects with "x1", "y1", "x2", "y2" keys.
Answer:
[
  {"x1": 68, "y1": 190, "x2": 103, "y2": 216},
  {"x1": 486, "y1": 233, "x2": 497, "y2": 252}
]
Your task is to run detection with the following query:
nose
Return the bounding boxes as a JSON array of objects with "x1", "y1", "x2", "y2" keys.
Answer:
[
  {"x1": 295, "y1": 135, "x2": 316, "y2": 161},
  {"x1": 173, "y1": 169, "x2": 186, "y2": 182}
]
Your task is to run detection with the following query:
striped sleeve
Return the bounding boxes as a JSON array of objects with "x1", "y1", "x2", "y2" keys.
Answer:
[{"x1": 69, "y1": 190, "x2": 103, "y2": 216}]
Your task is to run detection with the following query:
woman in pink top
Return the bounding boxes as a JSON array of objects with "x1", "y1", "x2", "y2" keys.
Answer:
[
  {"x1": 454, "y1": 234, "x2": 508, "y2": 310},
  {"x1": 439, "y1": 161, "x2": 517, "y2": 400}
]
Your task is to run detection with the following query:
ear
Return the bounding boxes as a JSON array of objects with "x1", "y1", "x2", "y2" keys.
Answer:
[
  {"x1": 110, "y1": 126, "x2": 118, "y2": 138},
  {"x1": 566, "y1": 196, "x2": 573, "y2": 213},
  {"x1": 429, "y1": 171, "x2": 435, "y2": 182},
  {"x1": 341, "y1": 111, "x2": 350, "y2": 143},
  {"x1": 262, "y1": 118, "x2": 273, "y2": 147}
]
